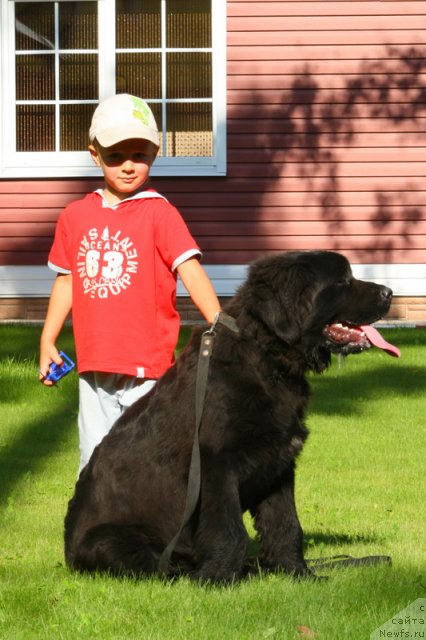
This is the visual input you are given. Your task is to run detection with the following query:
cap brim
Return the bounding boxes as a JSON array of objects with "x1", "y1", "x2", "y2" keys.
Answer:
[{"x1": 92, "y1": 124, "x2": 159, "y2": 149}]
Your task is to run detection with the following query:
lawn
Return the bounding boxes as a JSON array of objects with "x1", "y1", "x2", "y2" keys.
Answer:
[{"x1": 0, "y1": 324, "x2": 424, "y2": 639}]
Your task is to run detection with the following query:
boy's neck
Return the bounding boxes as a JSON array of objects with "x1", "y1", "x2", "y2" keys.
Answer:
[
  {"x1": 102, "y1": 186, "x2": 149, "y2": 206},
  {"x1": 102, "y1": 189, "x2": 126, "y2": 206}
]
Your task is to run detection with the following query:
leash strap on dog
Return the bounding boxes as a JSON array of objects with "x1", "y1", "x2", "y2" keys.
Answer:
[
  {"x1": 307, "y1": 554, "x2": 392, "y2": 571},
  {"x1": 158, "y1": 312, "x2": 239, "y2": 575}
]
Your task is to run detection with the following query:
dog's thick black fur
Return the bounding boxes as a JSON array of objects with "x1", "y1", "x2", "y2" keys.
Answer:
[{"x1": 64, "y1": 251, "x2": 393, "y2": 582}]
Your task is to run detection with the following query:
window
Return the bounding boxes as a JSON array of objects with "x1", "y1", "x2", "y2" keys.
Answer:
[{"x1": 0, "y1": 0, "x2": 226, "y2": 177}]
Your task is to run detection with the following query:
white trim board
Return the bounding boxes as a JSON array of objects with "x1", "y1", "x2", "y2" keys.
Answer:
[{"x1": 0, "y1": 264, "x2": 425, "y2": 298}]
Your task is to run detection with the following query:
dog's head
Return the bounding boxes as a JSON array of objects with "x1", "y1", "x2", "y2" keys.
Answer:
[{"x1": 235, "y1": 251, "x2": 399, "y2": 372}]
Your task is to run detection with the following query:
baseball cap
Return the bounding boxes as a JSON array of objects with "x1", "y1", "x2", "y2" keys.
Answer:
[{"x1": 89, "y1": 94, "x2": 160, "y2": 149}]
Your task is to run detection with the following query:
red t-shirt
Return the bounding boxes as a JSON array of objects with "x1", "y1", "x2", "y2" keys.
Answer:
[{"x1": 48, "y1": 189, "x2": 201, "y2": 378}]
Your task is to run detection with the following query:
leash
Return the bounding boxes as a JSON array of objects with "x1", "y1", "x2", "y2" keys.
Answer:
[
  {"x1": 307, "y1": 554, "x2": 392, "y2": 570},
  {"x1": 158, "y1": 312, "x2": 239, "y2": 575}
]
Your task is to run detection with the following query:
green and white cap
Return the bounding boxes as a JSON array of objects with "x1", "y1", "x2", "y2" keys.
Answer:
[{"x1": 89, "y1": 94, "x2": 159, "y2": 149}]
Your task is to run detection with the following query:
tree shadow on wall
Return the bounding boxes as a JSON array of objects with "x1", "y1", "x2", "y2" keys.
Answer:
[{"x1": 226, "y1": 44, "x2": 426, "y2": 263}]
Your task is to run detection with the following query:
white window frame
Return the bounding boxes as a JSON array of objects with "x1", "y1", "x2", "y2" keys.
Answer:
[{"x1": 0, "y1": 0, "x2": 227, "y2": 178}]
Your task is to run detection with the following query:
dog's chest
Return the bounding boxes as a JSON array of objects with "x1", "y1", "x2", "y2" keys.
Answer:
[
  {"x1": 237, "y1": 423, "x2": 307, "y2": 511},
  {"x1": 232, "y1": 390, "x2": 309, "y2": 476}
]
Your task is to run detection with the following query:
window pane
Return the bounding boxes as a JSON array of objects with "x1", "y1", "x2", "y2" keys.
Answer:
[
  {"x1": 14, "y1": 1, "x2": 99, "y2": 154},
  {"x1": 116, "y1": 53, "x2": 161, "y2": 98},
  {"x1": 16, "y1": 104, "x2": 55, "y2": 151},
  {"x1": 166, "y1": 103, "x2": 212, "y2": 157},
  {"x1": 60, "y1": 54, "x2": 98, "y2": 100},
  {"x1": 59, "y1": 2, "x2": 98, "y2": 50},
  {"x1": 116, "y1": 0, "x2": 160, "y2": 49},
  {"x1": 16, "y1": 54, "x2": 55, "y2": 100},
  {"x1": 167, "y1": 0, "x2": 211, "y2": 48},
  {"x1": 150, "y1": 103, "x2": 163, "y2": 156},
  {"x1": 60, "y1": 103, "x2": 94, "y2": 150},
  {"x1": 167, "y1": 52, "x2": 211, "y2": 99},
  {"x1": 15, "y1": 2, "x2": 54, "y2": 51}
]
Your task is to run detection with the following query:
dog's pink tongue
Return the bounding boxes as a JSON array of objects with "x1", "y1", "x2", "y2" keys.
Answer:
[{"x1": 361, "y1": 325, "x2": 401, "y2": 357}]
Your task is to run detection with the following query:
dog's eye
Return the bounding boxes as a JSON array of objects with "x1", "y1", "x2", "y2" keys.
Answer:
[{"x1": 335, "y1": 279, "x2": 350, "y2": 287}]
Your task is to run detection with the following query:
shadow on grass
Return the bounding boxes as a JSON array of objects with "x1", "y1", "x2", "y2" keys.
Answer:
[
  {"x1": 0, "y1": 324, "x2": 75, "y2": 361},
  {"x1": 0, "y1": 325, "x2": 77, "y2": 510},
  {"x1": 0, "y1": 377, "x2": 78, "y2": 510},
  {"x1": 310, "y1": 362, "x2": 426, "y2": 416},
  {"x1": 303, "y1": 530, "x2": 383, "y2": 547}
]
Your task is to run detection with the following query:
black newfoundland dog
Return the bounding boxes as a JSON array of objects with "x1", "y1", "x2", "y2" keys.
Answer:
[{"x1": 65, "y1": 250, "x2": 399, "y2": 582}]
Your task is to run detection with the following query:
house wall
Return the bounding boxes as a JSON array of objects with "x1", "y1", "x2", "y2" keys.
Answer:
[{"x1": 1, "y1": 0, "x2": 426, "y2": 320}]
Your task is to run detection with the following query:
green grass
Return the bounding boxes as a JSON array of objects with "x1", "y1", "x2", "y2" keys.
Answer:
[{"x1": 0, "y1": 324, "x2": 424, "y2": 639}]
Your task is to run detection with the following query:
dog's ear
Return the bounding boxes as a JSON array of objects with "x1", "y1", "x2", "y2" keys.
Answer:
[{"x1": 246, "y1": 259, "x2": 317, "y2": 345}]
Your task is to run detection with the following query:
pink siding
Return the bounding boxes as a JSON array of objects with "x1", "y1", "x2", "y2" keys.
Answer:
[{"x1": 1, "y1": 0, "x2": 426, "y2": 267}]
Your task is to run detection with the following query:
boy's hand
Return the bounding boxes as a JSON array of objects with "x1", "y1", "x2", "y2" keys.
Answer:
[{"x1": 39, "y1": 345, "x2": 63, "y2": 386}]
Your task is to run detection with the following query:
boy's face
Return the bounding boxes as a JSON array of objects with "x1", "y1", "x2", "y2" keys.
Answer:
[{"x1": 89, "y1": 138, "x2": 158, "y2": 203}]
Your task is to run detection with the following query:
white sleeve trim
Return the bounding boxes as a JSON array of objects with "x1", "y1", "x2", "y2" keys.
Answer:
[
  {"x1": 172, "y1": 249, "x2": 202, "y2": 272},
  {"x1": 48, "y1": 261, "x2": 72, "y2": 275}
]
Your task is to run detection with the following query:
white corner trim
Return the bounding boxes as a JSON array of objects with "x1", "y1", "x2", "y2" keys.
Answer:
[
  {"x1": 351, "y1": 264, "x2": 426, "y2": 296},
  {"x1": 0, "y1": 264, "x2": 425, "y2": 298}
]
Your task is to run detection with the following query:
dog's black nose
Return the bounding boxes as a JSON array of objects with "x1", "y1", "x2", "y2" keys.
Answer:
[{"x1": 380, "y1": 286, "x2": 393, "y2": 301}]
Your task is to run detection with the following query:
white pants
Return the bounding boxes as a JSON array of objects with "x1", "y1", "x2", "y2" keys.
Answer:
[{"x1": 78, "y1": 372, "x2": 156, "y2": 473}]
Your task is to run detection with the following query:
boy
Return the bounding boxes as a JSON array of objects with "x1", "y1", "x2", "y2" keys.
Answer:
[{"x1": 39, "y1": 93, "x2": 221, "y2": 472}]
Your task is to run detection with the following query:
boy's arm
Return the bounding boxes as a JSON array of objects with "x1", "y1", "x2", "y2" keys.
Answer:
[
  {"x1": 176, "y1": 258, "x2": 221, "y2": 324},
  {"x1": 39, "y1": 273, "x2": 73, "y2": 385}
]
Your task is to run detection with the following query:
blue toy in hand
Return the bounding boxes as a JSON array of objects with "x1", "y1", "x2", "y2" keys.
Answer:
[{"x1": 44, "y1": 351, "x2": 75, "y2": 383}]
